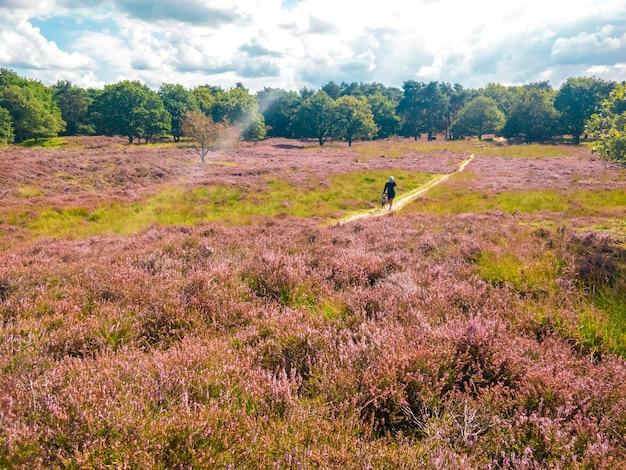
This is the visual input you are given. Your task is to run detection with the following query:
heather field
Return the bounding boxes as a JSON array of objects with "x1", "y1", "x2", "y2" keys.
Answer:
[{"x1": 0, "y1": 137, "x2": 625, "y2": 468}]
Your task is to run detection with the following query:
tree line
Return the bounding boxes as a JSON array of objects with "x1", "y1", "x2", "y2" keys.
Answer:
[{"x1": 0, "y1": 67, "x2": 623, "y2": 161}]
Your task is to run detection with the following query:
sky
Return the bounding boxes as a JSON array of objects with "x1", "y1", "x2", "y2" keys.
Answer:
[{"x1": 0, "y1": 0, "x2": 625, "y2": 91}]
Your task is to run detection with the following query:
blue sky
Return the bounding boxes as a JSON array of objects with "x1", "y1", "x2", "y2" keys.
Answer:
[{"x1": 1, "y1": 0, "x2": 625, "y2": 90}]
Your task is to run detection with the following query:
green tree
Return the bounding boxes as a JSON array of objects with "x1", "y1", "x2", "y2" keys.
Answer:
[
  {"x1": 132, "y1": 92, "x2": 171, "y2": 143},
  {"x1": 321, "y1": 81, "x2": 342, "y2": 99},
  {"x1": 257, "y1": 88, "x2": 301, "y2": 138},
  {"x1": 585, "y1": 83, "x2": 626, "y2": 163},
  {"x1": 0, "y1": 106, "x2": 13, "y2": 143},
  {"x1": 334, "y1": 95, "x2": 377, "y2": 146},
  {"x1": 192, "y1": 85, "x2": 218, "y2": 116},
  {"x1": 0, "y1": 69, "x2": 65, "y2": 142},
  {"x1": 211, "y1": 84, "x2": 258, "y2": 124},
  {"x1": 442, "y1": 83, "x2": 472, "y2": 139},
  {"x1": 501, "y1": 87, "x2": 559, "y2": 143},
  {"x1": 555, "y1": 77, "x2": 615, "y2": 143},
  {"x1": 242, "y1": 114, "x2": 267, "y2": 141},
  {"x1": 297, "y1": 91, "x2": 336, "y2": 146},
  {"x1": 0, "y1": 85, "x2": 65, "y2": 142},
  {"x1": 90, "y1": 81, "x2": 169, "y2": 143},
  {"x1": 159, "y1": 83, "x2": 198, "y2": 141},
  {"x1": 452, "y1": 96, "x2": 505, "y2": 140},
  {"x1": 398, "y1": 80, "x2": 424, "y2": 139},
  {"x1": 52, "y1": 80, "x2": 93, "y2": 135},
  {"x1": 482, "y1": 83, "x2": 519, "y2": 117},
  {"x1": 398, "y1": 81, "x2": 446, "y2": 140},
  {"x1": 367, "y1": 92, "x2": 400, "y2": 138}
]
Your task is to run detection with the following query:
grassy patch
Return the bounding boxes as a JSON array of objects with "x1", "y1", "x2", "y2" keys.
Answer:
[
  {"x1": 142, "y1": 140, "x2": 196, "y2": 149},
  {"x1": 476, "y1": 144, "x2": 575, "y2": 158},
  {"x1": 477, "y1": 250, "x2": 564, "y2": 296},
  {"x1": 17, "y1": 137, "x2": 68, "y2": 148},
  {"x1": 351, "y1": 141, "x2": 584, "y2": 160},
  {"x1": 14, "y1": 169, "x2": 434, "y2": 238},
  {"x1": 588, "y1": 219, "x2": 626, "y2": 236},
  {"x1": 576, "y1": 290, "x2": 626, "y2": 357},
  {"x1": 351, "y1": 139, "x2": 478, "y2": 159},
  {"x1": 16, "y1": 185, "x2": 44, "y2": 198},
  {"x1": 411, "y1": 186, "x2": 626, "y2": 216}
]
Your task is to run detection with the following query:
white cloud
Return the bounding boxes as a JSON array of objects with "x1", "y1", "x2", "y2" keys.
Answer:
[
  {"x1": 0, "y1": 10, "x2": 93, "y2": 70},
  {"x1": 0, "y1": 0, "x2": 625, "y2": 90}
]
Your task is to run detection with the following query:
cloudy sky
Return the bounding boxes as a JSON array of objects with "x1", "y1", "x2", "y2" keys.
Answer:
[{"x1": 1, "y1": 0, "x2": 625, "y2": 91}]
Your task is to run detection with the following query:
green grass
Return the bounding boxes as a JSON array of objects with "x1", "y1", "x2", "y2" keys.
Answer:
[
  {"x1": 12, "y1": 169, "x2": 434, "y2": 238},
  {"x1": 411, "y1": 185, "x2": 626, "y2": 216},
  {"x1": 477, "y1": 250, "x2": 564, "y2": 296},
  {"x1": 142, "y1": 140, "x2": 196, "y2": 149},
  {"x1": 16, "y1": 185, "x2": 44, "y2": 198},
  {"x1": 476, "y1": 144, "x2": 574, "y2": 158},
  {"x1": 577, "y1": 289, "x2": 626, "y2": 357},
  {"x1": 351, "y1": 141, "x2": 585, "y2": 160},
  {"x1": 351, "y1": 139, "x2": 479, "y2": 159},
  {"x1": 17, "y1": 137, "x2": 68, "y2": 148}
]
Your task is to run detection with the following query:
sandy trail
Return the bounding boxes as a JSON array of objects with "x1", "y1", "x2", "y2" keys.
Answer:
[{"x1": 338, "y1": 154, "x2": 475, "y2": 224}]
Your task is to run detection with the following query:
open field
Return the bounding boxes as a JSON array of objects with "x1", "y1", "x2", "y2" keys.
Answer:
[{"x1": 0, "y1": 137, "x2": 625, "y2": 468}]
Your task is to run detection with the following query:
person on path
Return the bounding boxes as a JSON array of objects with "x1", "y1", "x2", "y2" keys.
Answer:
[{"x1": 382, "y1": 176, "x2": 396, "y2": 211}]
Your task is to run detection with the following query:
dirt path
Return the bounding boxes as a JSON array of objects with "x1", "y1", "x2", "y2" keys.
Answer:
[{"x1": 338, "y1": 154, "x2": 475, "y2": 224}]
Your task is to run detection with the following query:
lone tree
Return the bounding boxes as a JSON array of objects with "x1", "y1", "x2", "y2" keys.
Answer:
[
  {"x1": 585, "y1": 83, "x2": 626, "y2": 163},
  {"x1": 452, "y1": 96, "x2": 505, "y2": 140},
  {"x1": 334, "y1": 95, "x2": 378, "y2": 146},
  {"x1": 182, "y1": 111, "x2": 228, "y2": 163}
]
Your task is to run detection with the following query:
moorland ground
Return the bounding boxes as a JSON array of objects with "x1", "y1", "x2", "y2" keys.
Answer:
[{"x1": 0, "y1": 137, "x2": 625, "y2": 468}]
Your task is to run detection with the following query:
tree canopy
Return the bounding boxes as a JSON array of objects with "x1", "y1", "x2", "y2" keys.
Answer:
[
  {"x1": 501, "y1": 87, "x2": 559, "y2": 142},
  {"x1": 0, "y1": 69, "x2": 65, "y2": 142},
  {"x1": 0, "y1": 67, "x2": 619, "y2": 148},
  {"x1": 334, "y1": 96, "x2": 378, "y2": 146},
  {"x1": 297, "y1": 91, "x2": 336, "y2": 146},
  {"x1": 52, "y1": 80, "x2": 94, "y2": 136},
  {"x1": 452, "y1": 96, "x2": 505, "y2": 139},
  {"x1": 367, "y1": 93, "x2": 400, "y2": 139},
  {"x1": 585, "y1": 83, "x2": 626, "y2": 163},
  {"x1": 90, "y1": 81, "x2": 170, "y2": 143},
  {"x1": 555, "y1": 77, "x2": 615, "y2": 143},
  {"x1": 159, "y1": 84, "x2": 198, "y2": 142},
  {"x1": 0, "y1": 106, "x2": 14, "y2": 144}
]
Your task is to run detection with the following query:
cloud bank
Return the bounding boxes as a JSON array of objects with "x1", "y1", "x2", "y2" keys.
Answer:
[{"x1": 1, "y1": 0, "x2": 625, "y2": 90}]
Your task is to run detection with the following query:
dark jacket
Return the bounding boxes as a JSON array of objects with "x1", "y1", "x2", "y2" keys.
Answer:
[{"x1": 383, "y1": 181, "x2": 396, "y2": 198}]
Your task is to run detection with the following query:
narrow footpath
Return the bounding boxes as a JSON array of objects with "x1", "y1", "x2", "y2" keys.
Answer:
[{"x1": 338, "y1": 154, "x2": 476, "y2": 224}]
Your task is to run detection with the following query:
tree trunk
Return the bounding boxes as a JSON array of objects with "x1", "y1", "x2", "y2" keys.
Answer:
[
  {"x1": 348, "y1": 137, "x2": 352, "y2": 147},
  {"x1": 318, "y1": 135, "x2": 324, "y2": 146},
  {"x1": 478, "y1": 134, "x2": 482, "y2": 141},
  {"x1": 128, "y1": 135, "x2": 133, "y2": 144},
  {"x1": 574, "y1": 134, "x2": 580, "y2": 144}
]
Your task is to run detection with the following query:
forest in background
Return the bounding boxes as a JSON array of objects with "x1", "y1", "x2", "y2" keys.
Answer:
[{"x1": 0, "y1": 68, "x2": 624, "y2": 160}]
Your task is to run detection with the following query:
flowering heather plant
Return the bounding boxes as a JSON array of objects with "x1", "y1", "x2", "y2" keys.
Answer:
[{"x1": 0, "y1": 138, "x2": 624, "y2": 467}]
